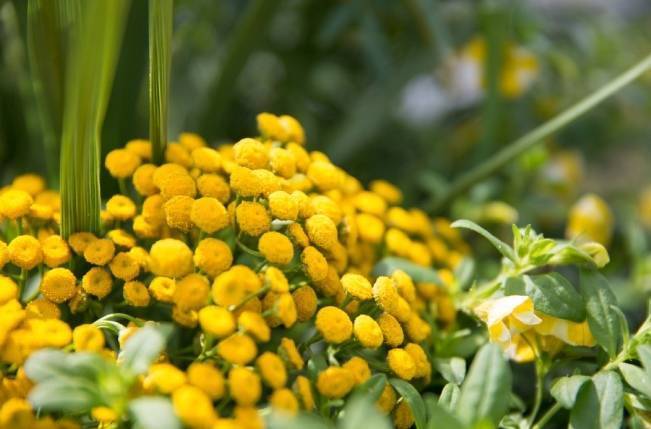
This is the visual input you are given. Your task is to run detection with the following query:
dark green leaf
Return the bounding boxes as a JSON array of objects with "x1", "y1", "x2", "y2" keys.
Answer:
[
  {"x1": 570, "y1": 371, "x2": 623, "y2": 429},
  {"x1": 455, "y1": 343, "x2": 511, "y2": 426},
  {"x1": 504, "y1": 273, "x2": 585, "y2": 322},
  {"x1": 372, "y1": 257, "x2": 442, "y2": 285},
  {"x1": 434, "y1": 357, "x2": 466, "y2": 385},
  {"x1": 619, "y1": 363, "x2": 651, "y2": 397},
  {"x1": 389, "y1": 378, "x2": 427, "y2": 429},
  {"x1": 438, "y1": 383, "x2": 460, "y2": 411},
  {"x1": 451, "y1": 220, "x2": 515, "y2": 262},
  {"x1": 550, "y1": 375, "x2": 590, "y2": 409},
  {"x1": 129, "y1": 397, "x2": 181, "y2": 429},
  {"x1": 580, "y1": 269, "x2": 621, "y2": 358},
  {"x1": 119, "y1": 326, "x2": 166, "y2": 375}
]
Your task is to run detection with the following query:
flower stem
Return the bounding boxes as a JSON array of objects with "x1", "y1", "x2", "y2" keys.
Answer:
[
  {"x1": 532, "y1": 402, "x2": 562, "y2": 429},
  {"x1": 526, "y1": 357, "x2": 546, "y2": 428}
]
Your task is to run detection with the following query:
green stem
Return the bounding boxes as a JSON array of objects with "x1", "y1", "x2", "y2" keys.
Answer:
[
  {"x1": 532, "y1": 402, "x2": 562, "y2": 429},
  {"x1": 526, "y1": 357, "x2": 546, "y2": 428},
  {"x1": 229, "y1": 286, "x2": 269, "y2": 312},
  {"x1": 430, "y1": 51, "x2": 651, "y2": 213}
]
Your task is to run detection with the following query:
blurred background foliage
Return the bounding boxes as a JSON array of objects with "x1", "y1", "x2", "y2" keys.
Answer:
[{"x1": 2, "y1": 0, "x2": 651, "y2": 313}]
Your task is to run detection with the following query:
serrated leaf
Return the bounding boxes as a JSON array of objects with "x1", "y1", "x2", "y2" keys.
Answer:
[
  {"x1": 389, "y1": 378, "x2": 427, "y2": 429},
  {"x1": 451, "y1": 219, "x2": 515, "y2": 262},
  {"x1": 619, "y1": 363, "x2": 651, "y2": 397},
  {"x1": 372, "y1": 257, "x2": 442, "y2": 285},
  {"x1": 438, "y1": 383, "x2": 460, "y2": 411},
  {"x1": 580, "y1": 269, "x2": 621, "y2": 358},
  {"x1": 118, "y1": 326, "x2": 166, "y2": 375},
  {"x1": 129, "y1": 397, "x2": 181, "y2": 429},
  {"x1": 570, "y1": 371, "x2": 623, "y2": 429},
  {"x1": 550, "y1": 375, "x2": 590, "y2": 408},
  {"x1": 504, "y1": 273, "x2": 585, "y2": 322},
  {"x1": 455, "y1": 343, "x2": 511, "y2": 426},
  {"x1": 434, "y1": 357, "x2": 466, "y2": 385}
]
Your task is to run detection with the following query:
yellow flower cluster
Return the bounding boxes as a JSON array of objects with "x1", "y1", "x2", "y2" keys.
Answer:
[{"x1": 0, "y1": 114, "x2": 468, "y2": 428}]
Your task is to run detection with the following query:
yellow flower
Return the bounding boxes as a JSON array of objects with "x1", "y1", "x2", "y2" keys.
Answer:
[
  {"x1": 194, "y1": 238, "x2": 233, "y2": 278},
  {"x1": 145, "y1": 363, "x2": 186, "y2": 394},
  {"x1": 392, "y1": 270, "x2": 417, "y2": 303},
  {"x1": 187, "y1": 362, "x2": 225, "y2": 399},
  {"x1": 387, "y1": 348, "x2": 416, "y2": 380},
  {"x1": 41, "y1": 235, "x2": 71, "y2": 267},
  {"x1": 179, "y1": 132, "x2": 206, "y2": 150},
  {"x1": 293, "y1": 375, "x2": 315, "y2": 410},
  {"x1": 165, "y1": 143, "x2": 193, "y2": 167},
  {"x1": 40, "y1": 268, "x2": 77, "y2": 303},
  {"x1": 172, "y1": 385, "x2": 218, "y2": 429},
  {"x1": 263, "y1": 292, "x2": 297, "y2": 328},
  {"x1": 305, "y1": 214, "x2": 338, "y2": 251},
  {"x1": 356, "y1": 213, "x2": 385, "y2": 244},
  {"x1": 353, "y1": 315, "x2": 383, "y2": 348},
  {"x1": 301, "y1": 246, "x2": 328, "y2": 282},
  {"x1": 566, "y1": 193, "x2": 614, "y2": 246},
  {"x1": 29, "y1": 202, "x2": 53, "y2": 220},
  {"x1": 132, "y1": 164, "x2": 158, "y2": 196},
  {"x1": 534, "y1": 315, "x2": 595, "y2": 347},
  {"x1": 341, "y1": 273, "x2": 372, "y2": 301},
  {"x1": 269, "y1": 147, "x2": 297, "y2": 179},
  {"x1": 0, "y1": 276, "x2": 18, "y2": 305},
  {"x1": 393, "y1": 401, "x2": 415, "y2": 429},
  {"x1": 67, "y1": 232, "x2": 97, "y2": 254},
  {"x1": 405, "y1": 343, "x2": 430, "y2": 379},
  {"x1": 125, "y1": 139, "x2": 152, "y2": 159},
  {"x1": 105, "y1": 148, "x2": 141, "y2": 178},
  {"x1": 192, "y1": 147, "x2": 222, "y2": 173},
  {"x1": 211, "y1": 265, "x2": 261, "y2": 307},
  {"x1": 278, "y1": 337, "x2": 304, "y2": 370},
  {"x1": 30, "y1": 318, "x2": 72, "y2": 348},
  {"x1": 342, "y1": 356, "x2": 371, "y2": 385},
  {"x1": 263, "y1": 266, "x2": 289, "y2": 293},
  {"x1": 404, "y1": 313, "x2": 431, "y2": 342},
  {"x1": 12, "y1": 173, "x2": 45, "y2": 195},
  {"x1": 191, "y1": 197, "x2": 229, "y2": 233},
  {"x1": 257, "y1": 113, "x2": 289, "y2": 141},
  {"x1": 353, "y1": 191, "x2": 387, "y2": 216},
  {"x1": 0, "y1": 398, "x2": 33, "y2": 427},
  {"x1": 8, "y1": 235, "x2": 43, "y2": 270},
  {"x1": 173, "y1": 273, "x2": 209, "y2": 311},
  {"x1": 268, "y1": 190, "x2": 298, "y2": 220},
  {"x1": 73, "y1": 324, "x2": 105, "y2": 352},
  {"x1": 160, "y1": 173, "x2": 197, "y2": 201},
  {"x1": 228, "y1": 367, "x2": 261, "y2": 406},
  {"x1": 81, "y1": 267, "x2": 113, "y2": 299},
  {"x1": 217, "y1": 333, "x2": 257, "y2": 365},
  {"x1": 91, "y1": 406, "x2": 118, "y2": 424},
  {"x1": 310, "y1": 195, "x2": 343, "y2": 225},
  {"x1": 307, "y1": 161, "x2": 344, "y2": 192},
  {"x1": 314, "y1": 265, "x2": 343, "y2": 297},
  {"x1": 376, "y1": 384, "x2": 397, "y2": 414},
  {"x1": 372, "y1": 276, "x2": 400, "y2": 314},
  {"x1": 292, "y1": 285, "x2": 317, "y2": 322},
  {"x1": 107, "y1": 229, "x2": 137, "y2": 249},
  {"x1": 106, "y1": 195, "x2": 137, "y2": 220},
  {"x1": 83, "y1": 238, "x2": 115, "y2": 266},
  {"x1": 258, "y1": 231, "x2": 294, "y2": 265},
  {"x1": 26, "y1": 298, "x2": 61, "y2": 319},
  {"x1": 0, "y1": 189, "x2": 33, "y2": 219},
  {"x1": 238, "y1": 311, "x2": 270, "y2": 342},
  {"x1": 377, "y1": 313, "x2": 404, "y2": 347},
  {"x1": 233, "y1": 138, "x2": 269, "y2": 169},
  {"x1": 109, "y1": 252, "x2": 140, "y2": 281},
  {"x1": 287, "y1": 223, "x2": 310, "y2": 248},
  {"x1": 315, "y1": 306, "x2": 352, "y2": 344},
  {"x1": 123, "y1": 281, "x2": 150, "y2": 307},
  {"x1": 280, "y1": 115, "x2": 305, "y2": 145},
  {"x1": 236, "y1": 201, "x2": 271, "y2": 236},
  {"x1": 198, "y1": 305, "x2": 235, "y2": 337},
  {"x1": 197, "y1": 174, "x2": 231, "y2": 203},
  {"x1": 233, "y1": 407, "x2": 263, "y2": 429},
  {"x1": 0, "y1": 240, "x2": 8, "y2": 269},
  {"x1": 369, "y1": 180, "x2": 402, "y2": 205},
  {"x1": 270, "y1": 388, "x2": 299, "y2": 415},
  {"x1": 149, "y1": 277, "x2": 176, "y2": 303},
  {"x1": 172, "y1": 305, "x2": 198, "y2": 328},
  {"x1": 257, "y1": 351, "x2": 287, "y2": 389},
  {"x1": 164, "y1": 195, "x2": 194, "y2": 232},
  {"x1": 149, "y1": 239, "x2": 194, "y2": 278},
  {"x1": 316, "y1": 366, "x2": 355, "y2": 399}
]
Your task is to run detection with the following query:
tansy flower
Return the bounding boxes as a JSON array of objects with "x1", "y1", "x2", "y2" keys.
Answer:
[
  {"x1": 269, "y1": 389, "x2": 299, "y2": 415},
  {"x1": 269, "y1": 147, "x2": 297, "y2": 179},
  {"x1": 263, "y1": 266, "x2": 289, "y2": 293},
  {"x1": 82, "y1": 267, "x2": 113, "y2": 299},
  {"x1": 145, "y1": 363, "x2": 186, "y2": 394},
  {"x1": 341, "y1": 273, "x2": 372, "y2": 301},
  {"x1": 307, "y1": 161, "x2": 344, "y2": 192},
  {"x1": 228, "y1": 367, "x2": 261, "y2": 406},
  {"x1": 314, "y1": 265, "x2": 344, "y2": 297},
  {"x1": 153, "y1": 163, "x2": 187, "y2": 188},
  {"x1": 293, "y1": 375, "x2": 315, "y2": 410},
  {"x1": 149, "y1": 239, "x2": 194, "y2": 278},
  {"x1": 405, "y1": 343, "x2": 431, "y2": 379},
  {"x1": 353, "y1": 315, "x2": 383, "y2": 348},
  {"x1": 41, "y1": 235, "x2": 71, "y2": 268},
  {"x1": 8, "y1": 235, "x2": 43, "y2": 270},
  {"x1": 0, "y1": 276, "x2": 18, "y2": 305},
  {"x1": 217, "y1": 333, "x2": 257, "y2": 365},
  {"x1": 211, "y1": 265, "x2": 261, "y2": 307},
  {"x1": 196, "y1": 174, "x2": 231, "y2": 203},
  {"x1": 354, "y1": 191, "x2": 387, "y2": 216},
  {"x1": 0, "y1": 189, "x2": 33, "y2": 219},
  {"x1": 301, "y1": 246, "x2": 328, "y2": 282},
  {"x1": 165, "y1": 143, "x2": 193, "y2": 167},
  {"x1": 106, "y1": 195, "x2": 136, "y2": 220},
  {"x1": 315, "y1": 306, "x2": 352, "y2": 344},
  {"x1": 107, "y1": 229, "x2": 137, "y2": 249},
  {"x1": 172, "y1": 385, "x2": 218, "y2": 429},
  {"x1": 372, "y1": 276, "x2": 400, "y2": 314},
  {"x1": 279, "y1": 115, "x2": 305, "y2": 145},
  {"x1": 191, "y1": 197, "x2": 229, "y2": 233},
  {"x1": 257, "y1": 113, "x2": 289, "y2": 142},
  {"x1": 377, "y1": 385, "x2": 397, "y2": 414},
  {"x1": 305, "y1": 214, "x2": 338, "y2": 250},
  {"x1": 142, "y1": 194, "x2": 166, "y2": 226},
  {"x1": 292, "y1": 285, "x2": 317, "y2": 322},
  {"x1": 179, "y1": 132, "x2": 206, "y2": 150},
  {"x1": 263, "y1": 292, "x2": 297, "y2": 328},
  {"x1": 238, "y1": 311, "x2": 271, "y2": 342},
  {"x1": 132, "y1": 164, "x2": 158, "y2": 196},
  {"x1": 160, "y1": 173, "x2": 197, "y2": 201},
  {"x1": 233, "y1": 138, "x2": 269, "y2": 169},
  {"x1": 356, "y1": 213, "x2": 385, "y2": 244},
  {"x1": 387, "y1": 348, "x2": 416, "y2": 380},
  {"x1": 0, "y1": 241, "x2": 8, "y2": 269},
  {"x1": 125, "y1": 139, "x2": 152, "y2": 159},
  {"x1": 149, "y1": 277, "x2": 176, "y2": 303},
  {"x1": 164, "y1": 195, "x2": 194, "y2": 232},
  {"x1": 236, "y1": 201, "x2": 271, "y2": 236},
  {"x1": 199, "y1": 305, "x2": 235, "y2": 337},
  {"x1": 40, "y1": 268, "x2": 76, "y2": 303},
  {"x1": 109, "y1": 252, "x2": 140, "y2": 281},
  {"x1": 0, "y1": 398, "x2": 33, "y2": 426},
  {"x1": 393, "y1": 401, "x2": 415, "y2": 429},
  {"x1": 287, "y1": 143, "x2": 310, "y2": 172},
  {"x1": 194, "y1": 238, "x2": 233, "y2": 278},
  {"x1": 174, "y1": 273, "x2": 210, "y2": 311},
  {"x1": 310, "y1": 195, "x2": 343, "y2": 225},
  {"x1": 26, "y1": 298, "x2": 60, "y2": 319},
  {"x1": 12, "y1": 173, "x2": 45, "y2": 195},
  {"x1": 105, "y1": 148, "x2": 141, "y2": 178},
  {"x1": 268, "y1": 190, "x2": 298, "y2": 220},
  {"x1": 123, "y1": 281, "x2": 150, "y2": 307},
  {"x1": 72, "y1": 324, "x2": 105, "y2": 352},
  {"x1": 287, "y1": 223, "x2": 310, "y2": 248},
  {"x1": 258, "y1": 232, "x2": 294, "y2": 265},
  {"x1": 257, "y1": 351, "x2": 288, "y2": 389},
  {"x1": 191, "y1": 147, "x2": 222, "y2": 173},
  {"x1": 29, "y1": 203, "x2": 53, "y2": 220},
  {"x1": 83, "y1": 238, "x2": 115, "y2": 266},
  {"x1": 404, "y1": 313, "x2": 431, "y2": 342},
  {"x1": 172, "y1": 305, "x2": 198, "y2": 328},
  {"x1": 30, "y1": 318, "x2": 73, "y2": 348},
  {"x1": 187, "y1": 362, "x2": 225, "y2": 400},
  {"x1": 377, "y1": 313, "x2": 404, "y2": 347},
  {"x1": 67, "y1": 232, "x2": 97, "y2": 254},
  {"x1": 278, "y1": 337, "x2": 304, "y2": 370},
  {"x1": 316, "y1": 366, "x2": 355, "y2": 399},
  {"x1": 392, "y1": 270, "x2": 417, "y2": 303},
  {"x1": 566, "y1": 193, "x2": 614, "y2": 246},
  {"x1": 343, "y1": 356, "x2": 372, "y2": 385}
]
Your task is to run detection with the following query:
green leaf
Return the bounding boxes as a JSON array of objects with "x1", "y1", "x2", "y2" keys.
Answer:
[
  {"x1": 451, "y1": 220, "x2": 515, "y2": 262},
  {"x1": 119, "y1": 326, "x2": 166, "y2": 375},
  {"x1": 438, "y1": 383, "x2": 460, "y2": 411},
  {"x1": 454, "y1": 257, "x2": 475, "y2": 291},
  {"x1": 455, "y1": 343, "x2": 511, "y2": 427},
  {"x1": 268, "y1": 413, "x2": 333, "y2": 429},
  {"x1": 570, "y1": 371, "x2": 623, "y2": 429},
  {"x1": 129, "y1": 397, "x2": 181, "y2": 429},
  {"x1": 372, "y1": 257, "x2": 442, "y2": 285},
  {"x1": 579, "y1": 269, "x2": 621, "y2": 358},
  {"x1": 426, "y1": 394, "x2": 466, "y2": 429},
  {"x1": 619, "y1": 363, "x2": 651, "y2": 397},
  {"x1": 148, "y1": 0, "x2": 172, "y2": 164},
  {"x1": 389, "y1": 378, "x2": 427, "y2": 429},
  {"x1": 28, "y1": 378, "x2": 98, "y2": 412},
  {"x1": 434, "y1": 357, "x2": 466, "y2": 385},
  {"x1": 340, "y1": 395, "x2": 392, "y2": 429},
  {"x1": 550, "y1": 375, "x2": 590, "y2": 409},
  {"x1": 503, "y1": 273, "x2": 585, "y2": 322},
  {"x1": 354, "y1": 373, "x2": 387, "y2": 402},
  {"x1": 21, "y1": 272, "x2": 42, "y2": 303},
  {"x1": 637, "y1": 344, "x2": 651, "y2": 373}
]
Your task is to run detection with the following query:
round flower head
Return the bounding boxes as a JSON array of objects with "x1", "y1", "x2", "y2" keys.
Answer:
[
  {"x1": 149, "y1": 276, "x2": 176, "y2": 303},
  {"x1": 279, "y1": 114, "x2": 305, "y2": 145},
  {"x1": 164, "y1": 195, "x2": 194, "y2": 232},
  {"x1": 263, "y1": 291, "x2": 297, "y2": 328},
  {"x1": 405, "y1": 313, "x2": 432, "y2": 342},
  {"x1": 372, "y1": 276, "x2": 400, "y2": 314},
  {"x1": 153, "y1": 162, "x2": 186, "y2": 188},
  {"x1": 26, "y1": 298, "x2": 61, "y2": 319},
  {"x1": 41, "y1": 235, "x2": 71, "y2": 268},
  {"x1": 194, "y1": 238, "x2": 233, "y2": 278},
  {"x1": 217, "y1": 333, "x2": 257, "y2": 365},
  {"x1": 29, "y1": 203, "x2": 53, "y2": 220},
  {"x1": 179, "y1": 132, "x2": 207, "y2": 150},
  {"x1": 0, "y1": 189, "x2": 33, "y2": 219},
  {"x1": 356, "y1": 213, "x2": 385, "y2": 244},
  {"x1": 238, "y1": 311, "x2": 271, "y2": 342},
  {"x1": 353, "y1": 315, "x2": 383, "y2": 348},
  {"x1": 268, "y1": 191, "x2": 298, "y2": 221},
  {"x1": 387, "y1": 348, "x2": 416, "y2": 380},
  {"x1": 228, "y1": 367, "x2": 261, "y2": 406},
  {"x1": 301, "y1": 246, "x2": 328, "y2": 282},
  {"x1": 40, "y1": 268, "x2": 76, "y2": 303},
  {"x1": 109, "y1": 252, "x2": 139, "y2": 281},
  {"x1": 82, "y1": 267, "x2": 113, "y2": 299},
  {"x1": 370, "y1": 179, "x2": 403, "y2": 205},
  {"x1": 315, "y1": 306, "x2": 352, "y2": 344},
  {"x1": 279, "y1": 337, "x2": 304, "y2": 370},
  {"x1": 354, "y1": 191, "x2": 387, "y2": 216},
  {"x1": 0, "y1": 240, "x2": 8, "y2": 269},
  {"x1": 132, "y1": 164, "x2": 158, "y2": 196},
  {"x1": 12, "y1": 173, "x2": 46, "y2": 195},
  {"x1": 392, "y1": 269, "x2": 417, "y2": 303},
  {"x1": 393, "y1": 401, "x2": 415, "y2": 429},
  {"x1": 123, "y1": 281, "x2": 150, "y2": 307},
  {"x1": 73, "y1": 324, "x2": 105, "y2": 352},
  {"x1": 342, "y1": 356, "x2": 371, "y2": 385},
  {"x1": 566, "y1": 193, "x2": 614, "y2": 246},
  {"x1": 377, "y1": 313, "x2": 404, "y2": 347},
  {"x1": 293, "y1": 375, "x2": 315, "y2": 410},
  {"x1": 191, "y1": 197, "x2": 229, "y2": 233},
  {"x1": 305, "y1": 214, "x2": 338, "y2": 250},
  {"x1": 160, "y1": 173, "x2": 197, "y2": 201},
  {"x1": 187, "y1": 362, "x2": 225, "y2": 400},
  {"x1": 142, "y1": 194, "x2": 166, "y2": 227},
  {"x1": 341, "y1": 273, "x2": 372, "y2": 301},
  {"x1": 257, "y1": 112, "x2": 289, "y2": 141},
  {"x1": 405, "y1": 343, "x2": 431, "y2": 379},
  {"x1": 0, "y1": 276, "x2": 18, "y2": 304},
  {"x1": 314, "y1": 265, "x2": 343, "y2": 298},
  {"x1": 212, "y1": 265, "x2": 261, "y2": 307},
  {"x1": 287, "y1": 223, "x2": 309, "y2": 248},
  {"x1": 236, "y1": 201, "x2": 271, "y2": 236},
  {"x1": 105, "y1": 195, "x2": 136, "y2": 221},
  {"x1": 199, "y1": 305, "x2": 235, "y2": 338},
  {"x1": 107, "y1": 229, "x2": 136, "y2": 249},
  {"x1": 105, "y1": 148, "x2": 141, "y2": 178},
  {"x1": 233, "y1": 138, "x2": 269, "y2": 169},
  {"x1": 174, "y1": 273, "x2": 210, "y2": 311},
  {"x1": 258, "y1": 231, "x2": 294, "y2": 265},
  {"x1": 307, "y1": 161, "x2": 344, "y2": 192},
  {"x1": 309, "y1": 195, "x2": 342, "y2": 224},
  {"x1": 149, "y1": 239, "x2": 194, "y2": 278},
  {"x1": 83, "y1": 239, "x2": 115, "y2": 266},
  {"x1": 165, "y1": 143, "x2": 192, "y2": 167},
  {"x1": 172, "y1": 385, "x2": 218, "y2": 429},
  {"x1": 316, "y1": 367, "x2": 355, "y2": 399},
  {"x1": 125, "y1": 139, "x2": 152, "y2": 159},
  {"x1": 257, "y1": 351, "x2": 287, "y2": 389},
  {"x1": 270, "y1": 388, "x2": 299, "y2": 415},
  {"x1": 191, "y1": 147, "x2": 222, "y2": 173},
  {"x1": 8, "y1": 235, "x2": 43, "y2": 270},
  {"x1": 197, "y1": 174, "x2": 231, "y2": 203},
  {"x1": 292, "y1": 285, "x2": 317, "y2": 322},
  {"x1": 173, "y1": 305, "x2": 198, "y2": 328},
  {"x1": 146, "y1": 363, "x2": 187, "y2": 394},
  {"x1": 377, "y1": 384, "x2": 397, "y2": 414},
  {"x1": 263, "y1": 266, "x2": 289, "y2": 293},
  {"x1": 269, "y1": 147, "x2": 297, "y2": 178}
]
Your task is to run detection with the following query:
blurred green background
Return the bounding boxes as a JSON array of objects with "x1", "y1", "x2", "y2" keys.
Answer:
[{"x1": 2, "y1": 0, "x2": 651, "y2": 309}]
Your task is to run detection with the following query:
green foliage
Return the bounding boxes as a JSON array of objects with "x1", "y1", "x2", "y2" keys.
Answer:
[
  {"x1": 390, "y1": 378, "x2": 427, "y2": 429},
  {"x1": 129, "y1": 397, "x2": 181, "y2": 429},
  {"x1": 570, "y1": 371, "x2": 623, "y2": 429},
  {"x1": 580, "y1": 268, "x2": 622, "y2": 358}
]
